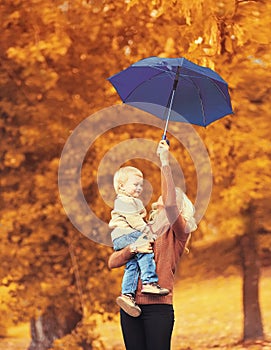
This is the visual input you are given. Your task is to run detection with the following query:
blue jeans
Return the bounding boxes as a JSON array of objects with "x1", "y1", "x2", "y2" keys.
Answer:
[{"x1": 113, "y1": 231, "x2": 158, "y2": 295}]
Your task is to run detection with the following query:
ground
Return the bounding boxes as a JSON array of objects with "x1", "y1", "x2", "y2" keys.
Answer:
[
  {"x1": 1, "y1": 268, "x2": 270, "y2": 349},
  {"x1": 96, "y1": 266, "x2": 271, "y2": 350}
]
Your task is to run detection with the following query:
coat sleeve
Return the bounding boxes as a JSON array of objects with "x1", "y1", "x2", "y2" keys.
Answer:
[
  {"x1": 108, "y1": 246, "x2": 134, "y2": 269},
  {"x1": 161, "y1": 165, "x2": 188, "y2": 241}
]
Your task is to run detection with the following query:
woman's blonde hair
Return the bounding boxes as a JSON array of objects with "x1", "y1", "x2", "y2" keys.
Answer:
[
  {"x1": 149, "y1": 187, "x2": 196, "y2": 253},
  {"x1": 113, "y1": 166, "x2": 143, "y2": 194}
]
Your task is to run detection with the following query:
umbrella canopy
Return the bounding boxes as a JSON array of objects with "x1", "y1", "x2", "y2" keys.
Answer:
[{"x1": 108, "y1": 56, "x2": 233, "y2": 136}]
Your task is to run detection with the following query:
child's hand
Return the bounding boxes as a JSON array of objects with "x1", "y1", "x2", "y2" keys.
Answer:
[
  {"x1": 157, "y1": 140, "x2": 169, "y2": 166},
  {"x1": 133, "y1": 237, "x2": 154, "y2": 254},
  {"x1": 136, "y1": 241, "x2": 154, "y2": 254}
]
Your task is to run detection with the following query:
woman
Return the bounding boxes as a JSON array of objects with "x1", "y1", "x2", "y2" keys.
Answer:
[{"x1": 108, "y1": 140, "x2": 195, "y2": 350}]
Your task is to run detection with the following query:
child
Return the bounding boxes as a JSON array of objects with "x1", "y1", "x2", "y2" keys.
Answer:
[{"x1": 109, "y1": 166, "x2": 169, "y2": 317}]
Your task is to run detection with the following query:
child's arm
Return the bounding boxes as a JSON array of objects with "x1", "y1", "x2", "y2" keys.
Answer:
[
  {"x1": 114, "y1": 197, "x2": 151, "y2": 235},
  {"x1": 124, "y1": 214, "x2": 151, "y2": 235}
]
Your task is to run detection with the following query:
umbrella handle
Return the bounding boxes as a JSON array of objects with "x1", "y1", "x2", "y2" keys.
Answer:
[
  {"x1": 162, "y1": 134, "x2": 170, "y2": 146},
  {"x1": 161, "y1": 66, "x2": 180, "y2": 147}
]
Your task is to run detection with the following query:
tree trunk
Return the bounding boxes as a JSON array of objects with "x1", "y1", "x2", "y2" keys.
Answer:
[
  {"x1": 28, "y1": 305, "x2": 82, "y2": 350},
  {"x1": 238, "y1": 230, "x2": 264, "y2": 341}
]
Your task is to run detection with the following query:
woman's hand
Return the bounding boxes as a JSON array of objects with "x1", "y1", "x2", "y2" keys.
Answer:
[{"x1": 157, "y1": 140, "x2": 169, "y2": 166}]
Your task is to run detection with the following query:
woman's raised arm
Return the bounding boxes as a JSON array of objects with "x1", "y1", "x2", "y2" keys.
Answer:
[{"x1": 157, "y1": 141, "x2": 187, "y2": 240}]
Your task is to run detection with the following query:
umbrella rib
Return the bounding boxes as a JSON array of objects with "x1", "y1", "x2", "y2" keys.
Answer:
[
  {"x1": 203, "y1": 76, "x2": 232, "y2": 111},
  {"x1": 182, "y1": 75, "x2": 231, "y2": 126},
  {"x1": 123, "y1": 68, "x2": 175, "y2": 102},
  {"x1": 185, "y1": 75, "x2": 230, "y2": 102},
  {"x1": 180, "y1": 76, "x2": 207, "y2": 125},
  {"x1": 206, "y1": 76, "x2": 230, "y2": 102},
  {"x1": 108, "y1": 57, "x2": 232, "y2": 129}
]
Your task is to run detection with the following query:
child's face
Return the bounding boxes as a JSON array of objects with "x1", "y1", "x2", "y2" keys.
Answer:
[{"x1": 120, "y1": 174, "x2": 143, "y2": 198}]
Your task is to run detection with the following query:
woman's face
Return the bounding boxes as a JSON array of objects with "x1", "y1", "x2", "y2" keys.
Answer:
[{"x1": 120, "y1": 174, "x2": 143, "y2": 198}]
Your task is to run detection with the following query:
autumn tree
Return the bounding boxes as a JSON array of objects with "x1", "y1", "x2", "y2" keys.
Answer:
[
  {"x1": 1, "y1": 0, "x2": 271, "y2": 348},
  {"x1": 124, "y1": 0, "x2": 271, "y2": 342},
  {"x1": 199, "y1": 1, "x2": 271, "y2": 342},
  {"x1": 0, "y1": 0, "x2": 122, "y2": 348}
]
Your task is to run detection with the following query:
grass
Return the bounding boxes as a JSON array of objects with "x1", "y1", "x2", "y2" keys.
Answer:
[
  {"x1": 2, "y1": 270, "x2": 271, "y2": 349},
  {"x1": 173, "y1": 268, "x2": 271, "y2": 349},
  {"x1": 0, "y1": 323, "x2": 30, "y2": 350},
  {"x1": 95, "y1": 237, "x2": 271, "y2": 349},
  {"x1": 95, "y1": 267, "x2": 271, "y2": 350}
]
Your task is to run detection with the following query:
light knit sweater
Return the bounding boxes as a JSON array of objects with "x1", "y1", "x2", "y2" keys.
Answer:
[
  {"x1": 109, "y1": 195, "x2": 150, "y2": 241},
  {"x1": 108, "y1": 165, "x2": 191, "y2": 305}
]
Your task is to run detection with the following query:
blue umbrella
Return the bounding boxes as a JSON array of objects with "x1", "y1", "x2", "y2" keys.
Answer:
[{"x1": 108, "y1": 56, "x2": 233, "y2": 140}]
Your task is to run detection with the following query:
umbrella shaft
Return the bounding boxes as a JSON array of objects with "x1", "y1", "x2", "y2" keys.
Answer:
[
  {"x1": 162, "y1": 89, "x2": 176, "y2": 140},
  {"x1": 162, "y1": 66, "x2": 180, "y2": 140}
]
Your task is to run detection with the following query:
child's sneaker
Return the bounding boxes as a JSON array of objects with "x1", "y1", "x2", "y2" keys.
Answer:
[
  {"x1": 141, "y1": 282, "x2": 169, "y2": 295},
  {"x1": 116, "y1": 294, "x2": 141, "y2": 317}
]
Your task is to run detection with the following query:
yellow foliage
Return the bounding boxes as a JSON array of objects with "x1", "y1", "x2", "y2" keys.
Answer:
[
  {"x1": 1, "y1": 0, "x2": 271, "y2": 346},
  {"x1": 7, "y1": 33, "x2": 71, "y2": 67},
  {"x1": 4, "y1": 151, "x2": 25, "y2": 168},
  {"x1": 126, "y1": 0, "x2": 140, "y2": 11},
  {"x1": 19, "y1": 126, "x2": 41, "y2": 146},
  {"x1": 237, "y1": 1, "x2": 271, "y2": 45}
]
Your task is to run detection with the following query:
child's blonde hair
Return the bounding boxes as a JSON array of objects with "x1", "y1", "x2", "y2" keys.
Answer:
[{"x1": 113, "y1": 166, "x2": 143, "y2": 194}]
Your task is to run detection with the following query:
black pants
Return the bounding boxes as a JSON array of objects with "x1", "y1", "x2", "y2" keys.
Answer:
[{"x1": 120, "y1": 304, "x2": 175, "y2": 350}]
